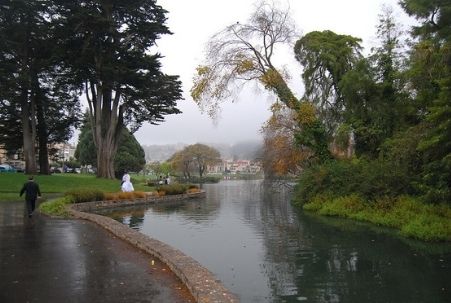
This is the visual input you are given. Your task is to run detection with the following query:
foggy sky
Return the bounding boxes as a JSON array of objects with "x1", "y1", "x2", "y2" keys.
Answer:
[{"x1": 133, "y1": 0, "x2": 412, "y2": 145}]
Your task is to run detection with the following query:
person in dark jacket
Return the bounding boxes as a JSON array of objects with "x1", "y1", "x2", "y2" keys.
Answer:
[{"x1": 20, "y1": 176, "x2": 41, "y2": 218}]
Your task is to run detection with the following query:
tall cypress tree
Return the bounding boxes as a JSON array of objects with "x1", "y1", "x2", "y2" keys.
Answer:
[
  {"x1": 0, "y1": 0, "x2": 81, "y2": 174},
  {"x1": 57, "y1": 0, "x2": 182, "y2": 178},
  {"x1": 401, "y1": 0, "x2": 451, "y2": 203}
]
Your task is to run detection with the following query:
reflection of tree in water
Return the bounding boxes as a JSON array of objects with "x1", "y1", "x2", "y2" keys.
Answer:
[
  {"x1": 150, "y1": 198, "x2": 221, "y2": 224},
  {"x1": 239, "y1": 182, "x2": 309, "y2": 301},
  {"x1": 244, "y1": 181, "x2": 451, "y2": 303},
  {"x1": 97, "y1": 206, "x2": 146, "y2": 230},
  {"x1": 96, "y1": 182, "x2": 451, "y2": 303},
  {"x1": 97, "y1": 197, "x2": 221, "y2": 227}
]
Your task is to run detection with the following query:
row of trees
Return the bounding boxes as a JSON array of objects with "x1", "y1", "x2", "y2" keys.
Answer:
[
  {"x1": 168, "y1": 143, "x2": 221, "y2": 180},
  {"x1": 191, "y1": 0, "x2": 450, "y2": 204},
  {"x1": 0, "y1": 0, "x2": 182, "y2": 178},
  {"x1": 144, "y1": 143, "x2": 221, "y2": 181}
]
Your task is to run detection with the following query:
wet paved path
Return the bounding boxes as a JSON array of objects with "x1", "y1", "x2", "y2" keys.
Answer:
[{"x1": 0, "y1": 201, "x2": 194, "y2": 303}]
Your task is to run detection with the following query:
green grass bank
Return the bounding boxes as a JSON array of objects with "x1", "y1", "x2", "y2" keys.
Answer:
[
  {"x1": 299, "y1": 194, "x2": 451, "y2": 242},
  {"x1": 0, "y1": 173, "x2": 148, "y2": 202}
]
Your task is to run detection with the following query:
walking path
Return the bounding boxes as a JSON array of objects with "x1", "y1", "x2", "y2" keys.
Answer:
[{"x1": 0, "y1": 201, "x2": 195, "y2": 303}]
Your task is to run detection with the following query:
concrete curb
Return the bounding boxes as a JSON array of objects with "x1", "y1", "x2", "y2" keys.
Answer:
[{"x1": 68, "y1": 192, "x2": 239, "y2": 303}]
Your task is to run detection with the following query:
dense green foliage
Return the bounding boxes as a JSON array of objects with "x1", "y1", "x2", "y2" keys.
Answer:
[
  {"x1": 0, "y1": 0, "x2": 181, "y2": 178},
  {"x1": 0, "y1": 0, "x2": 81, "y2": 174},
  {"x1": 300, "y1": 194, "x2": 451, "y2": 241},
  {"x1": 294, "y1": 1, "x2": 451, "y2": 210},
  {"x1": 290, "y1": 1, "x2": 451, "y2": 241},
  {"x1": 156, "y1": 184, "x2": 191, "y2": 195},
  {"x1": 64, "y1": 189, "x2": 105, "y2": 204},
  {"x1": 55, "y1": 0, "x2": 182, "y2": 178},
  {"x1": 39, "y1": 197, "x2": 72, "y2": 217},
  {"x1": 114, "y1": 130, "x2": 146, "y2": 178},
  {"x1": 75, "y1": 117, "x2": 146, "y2": 178},
  {"x1": 294, "y1": 30, "x2": 363, "y2": 127}
]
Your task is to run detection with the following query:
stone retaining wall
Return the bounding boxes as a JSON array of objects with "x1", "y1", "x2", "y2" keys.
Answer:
[{"x1": 68, "y1": 191, "x2": 239, "y2": 303}]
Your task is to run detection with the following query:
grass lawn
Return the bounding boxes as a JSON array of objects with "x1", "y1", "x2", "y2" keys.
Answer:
[{"x1": 0, "y1": 173, "x2": 151, "y2": 202}]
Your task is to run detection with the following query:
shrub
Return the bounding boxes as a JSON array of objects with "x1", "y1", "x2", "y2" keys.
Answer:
[
  {"x1": 302, "y1": 194, "x2": 451, "y2": 241},
  {"x1": 401, "y1": 213, "x2": 451, "y2": 241},
  {"x1": 302, "y1": 193, "x2": 331, "y2": 211},
  {"x1": 65, "y1": 189, "x2": 104, "y2": 203},
  {"x1": 317, "y1": 195, "x2": 365, "y2": 217},
  {"x1": 39, "y1": 197, "x2": 72, "y2": 217},
  {"x1": 156, "y1": 184, "x2": 189, "y2": 195},
  {"x1": 118, "y1": 192, "x2": 135, "y2": 200},
  {"x1": 296, "y1": 158, "x2": 414, "y2": 206},
  {"x1": 187, "y1": 188, "x2": 201, "y2": 194},
  {"x1": 146, "y1": 180, "x2": 158, "y2": 187},
  {"x1": 104, "y1": 193, "x2": 116, "y2": 200},
  {"x1": 104, "y1": 191, "x2": 147, "y2": 200}
]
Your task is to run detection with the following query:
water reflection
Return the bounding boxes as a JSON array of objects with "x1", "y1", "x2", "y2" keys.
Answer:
[{"x1": 98, "y1": 180, "x2": 451, "y2": 303}]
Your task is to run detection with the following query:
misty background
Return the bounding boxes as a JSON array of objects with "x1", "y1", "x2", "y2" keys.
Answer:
[{"x1": 70, "y1": 0, "x2": 413, "y2": 160}]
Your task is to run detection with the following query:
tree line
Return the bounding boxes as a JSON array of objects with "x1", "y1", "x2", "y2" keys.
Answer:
[
  {"x1": 0, "y1": 0, "x2": 182, "y2": 178},
  {"x1": 143, "y1": 143, "x2": 221, "y2": 182},
  {"x1": 191, "y1": 0, "x2": 450, "y2": 205}
]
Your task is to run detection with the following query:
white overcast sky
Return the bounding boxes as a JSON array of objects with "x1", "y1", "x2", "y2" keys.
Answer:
[{"x1": 131, "y1": 0, "x2": 412, "y2": 146}]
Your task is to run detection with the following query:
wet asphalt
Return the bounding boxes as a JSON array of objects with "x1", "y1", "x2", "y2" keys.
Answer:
[{"x1": 0, "y1": 201, "x2": 195, "y2": 303}]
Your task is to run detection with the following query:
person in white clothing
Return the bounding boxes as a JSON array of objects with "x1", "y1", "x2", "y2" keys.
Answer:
[
  {"x1": 121, "y1": 172, "x2": 134, "y2": 192},
  {"x1": 121, "y1": 179, "x2": 134, "y2": 192},
  {"x1": 122, "y1": 172, "x2": 130, "y2": 184}
]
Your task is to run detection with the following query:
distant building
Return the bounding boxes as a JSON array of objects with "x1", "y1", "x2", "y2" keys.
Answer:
[
  {"x1": 0, "y1": 146, "x2": 6, "y2": 164},
  {"x1": 207, "y1": 159, "x2": 261, "y2": 175},
  {"x1": 0, "y1": 143, "x2": 76, "y2": 170},
  {"x1": 52, "y1": 143, "x2": 76, "y2": 162}
]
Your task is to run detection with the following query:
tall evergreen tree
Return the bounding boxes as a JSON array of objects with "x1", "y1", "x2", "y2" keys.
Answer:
[
  {"x1": 294, "y1": 30, "x2": 363, "y2": 131},
  {"x1": 0, "y1": 0, "x2": 81, "y2": 174},
  {"x1": 57, "y1": 0, "x2": 182, "y2": 178},
  {"x1": 401, "y1": 0, "x2": 451, "y2": 203},
  {"x1": 75, "y1": 117, "x2": 145, "y2": 178},
  {"x1": 339, "y1": 7, "x2": 408, "y2": 156}
]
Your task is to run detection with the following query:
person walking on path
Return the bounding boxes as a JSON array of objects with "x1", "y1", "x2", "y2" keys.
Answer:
[{"x1": 19, "y1": 176, "x2": 41, "y2": 218}]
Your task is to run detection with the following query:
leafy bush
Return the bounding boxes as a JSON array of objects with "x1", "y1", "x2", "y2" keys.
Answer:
[
  {"x1": 187, "y1": 188, "x2": 201, "y2": 194},
  {"x1": 65, "y1": 189, "x2": 104, "y2": 203},
  {"x1": 146, "y1": 180, "x2": 158, "y2": 187},
  {"x1": 296, "y1": 158, "x2": 413, "y2": 206},
  {"x1": 156, "y1": 184, "x2": 189, "y2": 195},
  {"x1": 39, "y1": 197, "x2": 72, "y2": 217},
  {"x1": 104, "y1": 191, "x2": 147, "y2": 200},
  {"x1": 302, "y1": 194, "x2": 451, "y2": 241}
]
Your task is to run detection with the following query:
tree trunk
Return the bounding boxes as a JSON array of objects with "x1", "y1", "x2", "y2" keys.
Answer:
[
  {"x1": 95, "y1": 110, "x2": 119, "y2": 179},
  {"x1": 21, "y1": 89, "x2": 37, "y2": 175},
  {"x1": 19, "y1": 25, "x2": 37, "y2": 175},
  {"x1": 33, "y1": 74, "x2": 50, "y2": 175},
  {"x1": 90, "y1": 83, "x2": 122, "y2": 179},
  {"x1": 96, "y1": 140, "x2": 116, "y2": 179}
]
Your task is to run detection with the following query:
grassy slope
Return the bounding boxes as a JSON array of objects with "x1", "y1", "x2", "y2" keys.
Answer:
[{"x1": 303, "y1": 194, "x2": 451, "y2": 242}]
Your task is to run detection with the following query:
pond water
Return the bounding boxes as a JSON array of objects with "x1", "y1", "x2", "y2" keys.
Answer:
[{"x1": 98, "y1": 180, "x2": 451, "y2": 303}]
